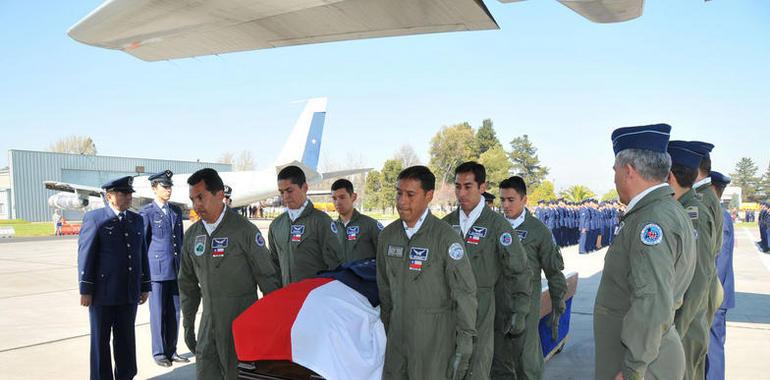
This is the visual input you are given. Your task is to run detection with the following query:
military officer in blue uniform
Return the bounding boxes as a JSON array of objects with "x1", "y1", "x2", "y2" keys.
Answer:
[
  {"x1": 578, "y1": 201, "x2": 589, "y2": 254},
  {"x1": 760, "y1": 202, "x2": 769, "y2": 252},
  {"x1": 139, "y1": 170, "x2": 188, "y2": 367},
  {"x1": 706, "y1": 171, "x2": 735, "y2": 380},
  {"x1": 78, "y1": 176, "x2": 150, "y2": 380}
]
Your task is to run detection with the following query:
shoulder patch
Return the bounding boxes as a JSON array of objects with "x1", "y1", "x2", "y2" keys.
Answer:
[
  {"x1": 640, "y1": 223, "x2": 664, "y2": 246},
  {"x1": 376, "y1": 221, "x2": 384, "y2": 231},
  {"x1": 331, "y1": 221, "x2": 338, "y2": 234},
  {"x1": 687, "y1": 206, "x2": 699, "y2": 220},
  {"x1": 448, "y1": 242, "x2": 465, "y2": 260},
  {"x1": 500, "y1": 232, "x2": 514, "y2": 247},
  {"x1": 255, "y1": 232, "x2": 265, "y2": 247}
]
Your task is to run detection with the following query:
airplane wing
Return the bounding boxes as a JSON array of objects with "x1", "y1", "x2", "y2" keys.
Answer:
[
  {"x1": 556, "y1": 0, "x2": 644, "y2": 23},
  {"x1": 321, "y1": 168, "x2": 373, "y2": 180},
  {"x1": 68, "y1": 0, "x2": 499, "y2": 62},
  {"x1": 44, "y1": 181, "x2": 103, "y2": 197}
]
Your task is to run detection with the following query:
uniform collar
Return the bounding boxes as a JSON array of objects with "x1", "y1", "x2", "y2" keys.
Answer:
[
  {"x1": 507, "y1": 208, "x2": 527, "y2": 229},
  {"x1": 403, "y1": 207, "x2": 430, "y2": 239},
  {"x1": 693, "y1": 176, "x2": 712, "y2": 190},
  {"x1": 625, "y1": 183, "x2": 668, "y2": 214},
  {"x1": 339, "y1": 209, "x2": 359, "y2": 226},
  {"x1": 458, "y1": 199, "x2": 485, "y2": 236},
  {"x1": 287, "y1": 199, "x2": 309, "y2": 222},
  {"x1": 154, "y1": 200, "x2": 168, "y2": 214},
  {"x1": 623, "y1": 184, "x2": 674, "y2": 218},
  {"x1": 108, "y1": 205, "x2": 122, "y2": 218},
  {"x1": 678, "y1": 188, "x2": 697, "y2": 205},
  {"x1": 202, "y1": 205, "x2": 226, "y2": 235}
]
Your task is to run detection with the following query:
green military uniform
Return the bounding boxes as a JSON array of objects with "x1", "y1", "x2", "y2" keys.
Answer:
[
  {"x1": 674, "y1": 188, "x2": 715, "y2": 380},
  {"x1": 594, "y1": 185, "x2": 696, "y2": 380},
  {"x1": 179, "y1": 208, "x2": 281, "y2": 380},
  {"x1": 377, "y1": 211, "x2": 478, "y2": 379},
  {"x1": 443, "y1": 203, "x2": 531, "y2": 380},
  {"x1": 493, "y1": 208, "x2": 567, "y2": 380},
  {"x1": 268, "y1": 200, "x2": 344, "y2": 286},
  {"x1": 334, "y1": 209, "x2": 383, "y2": 263},
  {"x1": 694, "y1": 182, "x2": 724, "y2": 380}
]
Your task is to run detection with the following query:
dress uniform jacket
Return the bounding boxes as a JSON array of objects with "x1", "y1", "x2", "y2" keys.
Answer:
[
  {"x1": 377, "y1": 211, "x2": 478, "y2": 379},
  {"x1": 268, "y1": 200, "x2": 344, "y2": 286},
  {"x1": 140, "y1": 202, "x2": 183, "y2": 281},
  {"x1": 499, "y1": 208, "x2": 567, "y2": 380},
  {"x1": 443, "y1": 204, "x2": 531, "y2": 380},
  {"x1": 334, "y1": 209, "x2": 382, "y2": 263},
  {"x1": 594, "y1": 185, "x2": 696, "y2": 380},
  {"x1": 674, "y1": 189, "x2": 715, "y2": 380},
  {"x1": 179, "y1": 208, "x2": 281, "y2": 380}
]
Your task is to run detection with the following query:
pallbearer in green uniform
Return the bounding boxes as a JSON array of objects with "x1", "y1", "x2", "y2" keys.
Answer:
[
  {"x1": 377, "y1": 165, "x2": 478, "y2": 380},
  {"x1": 494, "y1": 176, "x2": 567, "y2": 380},
  {"x1": 331, "y1": 178, "x2": 382, "y2": 263},
  {"x1": 594, "y1": 124, "x2": 696, "y2": 380},
  {"x1": 667, "y1": 141, "x2": 716, "y2": 380},
  {"x1": 179, "y1": 169, "x2": 282, "y2": 380},
  {"x1": 268, "y1": 166, "x2": 344, "y2": 286},
  {"x1": 442, "y1": 162, "x2": 531, "y2": 380}
]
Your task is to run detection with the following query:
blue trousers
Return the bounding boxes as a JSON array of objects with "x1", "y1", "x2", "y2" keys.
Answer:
[
  {"x1": 578, "y1": 231, "x2": 587, "y2": 254},
  {"x1": 150, "y1": 280, "x2": 181, "y2": 359},
  {"x1": 89, "y1": 304, "x2": 138, "y2": 380},
  {"x1": 706, "y1": 308, "x2": 727, "y2": 380}
]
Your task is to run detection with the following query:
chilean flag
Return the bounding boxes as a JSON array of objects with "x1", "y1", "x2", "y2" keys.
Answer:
[{"x1": 232, "y1": 260, "x2": 385, "y2": 380}]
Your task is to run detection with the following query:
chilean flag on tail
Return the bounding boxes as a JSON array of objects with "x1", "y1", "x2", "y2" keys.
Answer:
[{"x1": 232, "y1": 259, "x2": 385, "y2": 380}]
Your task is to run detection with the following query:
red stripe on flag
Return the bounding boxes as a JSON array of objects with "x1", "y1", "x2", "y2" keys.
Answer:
[{"x1": 232, "y1": 277, "x2": 334, "y2": 361}]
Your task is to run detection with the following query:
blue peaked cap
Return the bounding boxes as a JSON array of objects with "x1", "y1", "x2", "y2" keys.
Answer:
[
  {"x1": 611, "y1": 123, "x2": 671, "y2": 155},
  {"x1": 148, "y1": 170, "x2": 174, "y2": 186},
  {"x1": 710, "y1": 170, "x2": 731, "y2": 185},
  {"x1": 688, "y1": 140, "x2": 714, "y2": 160},
  {"x1": 668, "y1": 140, "x2": 704, "y2": 169},
  {"x1": 102, "y1": 176, "x2": 135, "y2": 192}
]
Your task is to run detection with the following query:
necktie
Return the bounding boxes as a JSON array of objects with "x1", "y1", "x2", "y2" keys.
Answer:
[{"x1": 118, "y1": 212, "x2": 125, "y2": 222}]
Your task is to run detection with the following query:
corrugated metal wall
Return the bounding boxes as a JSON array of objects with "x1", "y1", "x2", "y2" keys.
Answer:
[{"x1": 9, "y1": 150, "x2": 231, "y2": 222}]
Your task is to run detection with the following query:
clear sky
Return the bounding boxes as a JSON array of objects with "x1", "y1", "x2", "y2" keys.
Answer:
[{"x1": 1, "y1": 1, "x2": 768, "y2": 195}]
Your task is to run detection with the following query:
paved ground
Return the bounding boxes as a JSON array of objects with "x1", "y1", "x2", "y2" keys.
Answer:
[{"x1": 1, "y1": 221, "x2": 769, "y2": 379}]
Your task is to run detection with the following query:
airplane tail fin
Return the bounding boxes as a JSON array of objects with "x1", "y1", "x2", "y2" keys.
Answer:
[{"x1": 274, "y1": 97, "x2": 327, "y2": 172}]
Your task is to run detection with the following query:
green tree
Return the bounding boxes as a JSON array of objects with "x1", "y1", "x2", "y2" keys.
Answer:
[
  {"x1": 429, "y1": 123, "x2": 476, "y2": 185},
  {"x1": 528, "y1": 180, "x2": 557, "y2": 205},
  {"x1": 479, "y1": 145, "x2": 512, "y2": 197},
  {"x1": 731, "y1": 157, "x2": 759, "y2": 201},
  {"x1": 474, "y1": 119, "x2": 502, "y2": 156},
  {"x1": 380, "y1": 159, "x2": 404, "y2": 214},
  {"x1": 759, "y1": 161, "x2": 770, "y2": 199},
  {"x1": 509, "y1": 134, "x2": 550, "y2": 188},
  {"x1": 363, "y1": 170, "x2": 382, "y2": 212},
  {"x1": 601, "y1": 189, "x2": 619, "y2": 202},
  {"x1": 560, "y1": 185, "x2": 596, "y2": 203},
  {"x1": 47, "y1": 135, "x2": 97, "y2": 155}
]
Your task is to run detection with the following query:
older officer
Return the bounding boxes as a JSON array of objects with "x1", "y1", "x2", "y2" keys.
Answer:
[
  {"x1": 667, "y1": 141, "x2": 715, "y2": 380},
  {"x1": 269, "y1": 165, "x2": 343, "y2": 286},
  {"x1": 496, "y1": 175, "x2": 567, "y2": 380},
  {"x1": 331, "y1": 178, "x2": 382, "y2": 263},
  {"x1": 78, "y1": 176, "x2": 150, "y2": 380},
  {"x1": 139, "y1": 170, "x2": 187, "y2": 367},
  {"x1": 443, "y1": 162, "x2": 531, "y2": 380},
  {"x1": 705, "y1": 171, "x2": 735, "y2": 380},
  {"x1": 594, "y1": 124, "x2": 696, "y2": 380},
  {"x1": 377, "y1": 165, "x2": 478, "y2": 380},
  {"x1": 179, "y1": 168, "x2": 281, "y2": 379}
]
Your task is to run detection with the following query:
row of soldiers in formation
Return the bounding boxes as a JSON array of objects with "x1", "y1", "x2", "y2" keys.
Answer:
[
  {"x1": 533, "y1": 200, "x2": 622, "y2": 253},
  {"x1": 759, "y1": 202, "x2": 770, "y2": 252},
  {"x1": 77, "y1": 122, "x2": 736, "y2": 380}
]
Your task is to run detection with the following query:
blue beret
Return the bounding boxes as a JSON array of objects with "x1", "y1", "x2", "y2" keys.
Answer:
[
  {"x1": 667, "y1": 140, "x2": 704, "y2": 169},
  {"x1": 611, "y1": 123, "x2": 671, "y2": 155},
  {"x1": 102, "y1": 176, "x2": 135, "y2": 192},
  {"x1": 148, "y1": 170, "x2": 174, "y2": 186},
  {"x1": 710, "y1": 170, "x2": 731, "y2": 185}
]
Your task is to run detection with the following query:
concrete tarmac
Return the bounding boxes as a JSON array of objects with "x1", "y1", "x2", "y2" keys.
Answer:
[{"x1": 1, "y1": 221, "x2": 769, "y2": 379}]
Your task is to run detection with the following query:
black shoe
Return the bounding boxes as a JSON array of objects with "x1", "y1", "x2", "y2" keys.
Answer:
[
  {"x1": 155, "y1": 357, "x2": 172, "y2": 367},
  {"x1": 170, "y1": 353, "x2": 190, "y2": 363}
]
